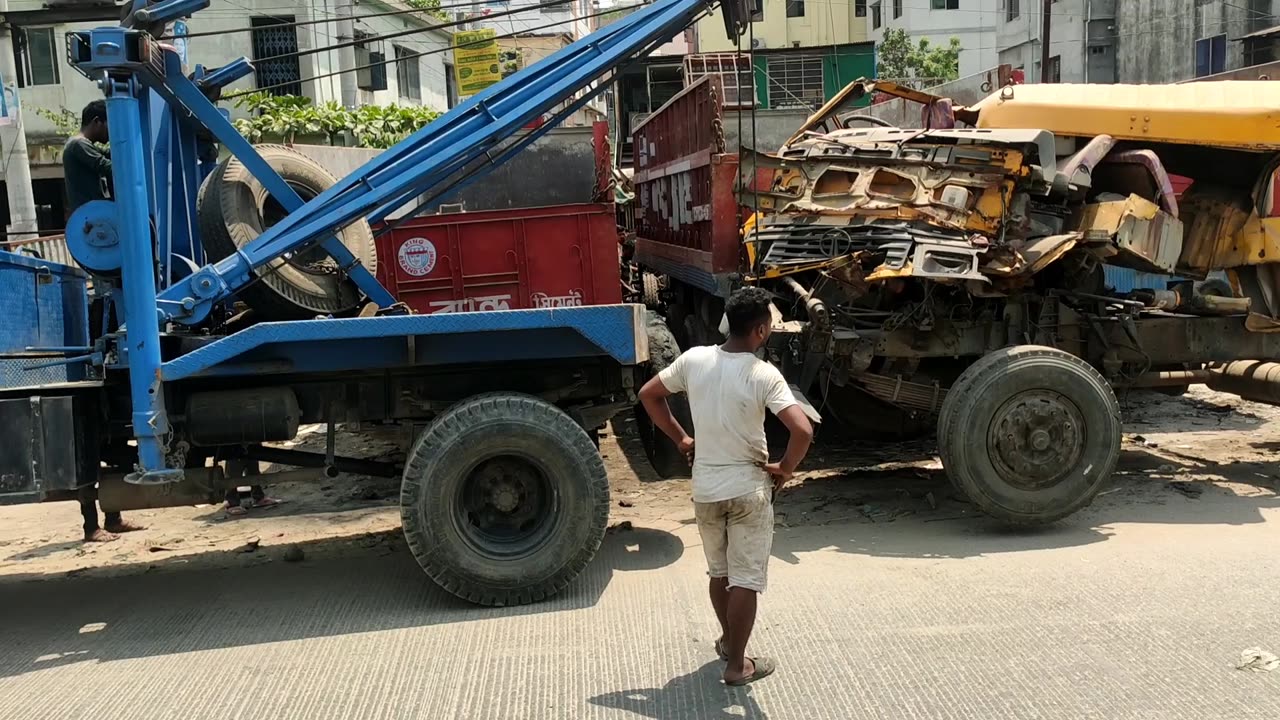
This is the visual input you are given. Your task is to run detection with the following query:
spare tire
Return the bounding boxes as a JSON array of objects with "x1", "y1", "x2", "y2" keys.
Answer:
[{"x1": 198, "y1": 144, "x2": 378, "y2": 320}]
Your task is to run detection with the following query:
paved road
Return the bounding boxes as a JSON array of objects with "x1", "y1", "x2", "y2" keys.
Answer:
[{"x1": 2, "y1": 480, "x2": 1280, "y2": 720}]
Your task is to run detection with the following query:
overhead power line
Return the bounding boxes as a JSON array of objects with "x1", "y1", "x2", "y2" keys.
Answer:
[
  {"x1": 227, "y1": 1, "x2": 646, "y2": 99},
  {"x1": 239, "y1": 0, "x2": 587, "y2": 67},
  {"x1": 164, "y1": 0, "x2": 565, "y2": 40}
]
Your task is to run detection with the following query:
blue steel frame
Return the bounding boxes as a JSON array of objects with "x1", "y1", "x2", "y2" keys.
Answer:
[{"x1": 66, "y1": 0, "x2": 744, "y2": 481}]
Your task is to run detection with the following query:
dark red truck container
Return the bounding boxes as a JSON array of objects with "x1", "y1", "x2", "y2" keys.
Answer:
[
  {"x1": 631, "y1": 75, "x2": 749, "y2": 298},
  {"x1": 374, "y1": 203, "x2": 622, "y2": 314}
]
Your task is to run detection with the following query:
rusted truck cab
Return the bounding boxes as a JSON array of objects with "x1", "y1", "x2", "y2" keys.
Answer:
[{"x1": 634, "y1": 78, "x2": 1280, "y2": 525}]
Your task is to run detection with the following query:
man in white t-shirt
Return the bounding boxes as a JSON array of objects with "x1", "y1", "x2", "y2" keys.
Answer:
[{"x1": 638, "y1": 287, "x2": 814, "y2": 686}]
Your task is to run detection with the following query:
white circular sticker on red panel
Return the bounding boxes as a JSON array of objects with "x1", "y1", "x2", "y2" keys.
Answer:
[{"x1": 397, "y1": 237, "x2": 437, "y2": 277}]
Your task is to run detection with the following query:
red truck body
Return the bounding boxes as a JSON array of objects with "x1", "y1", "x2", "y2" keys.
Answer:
[
  {"x1": 374, "y1": 203, "x2": 622, "y2": 314},
  {"x1": 631, "y1": 76, "x2": 745, "y2": 297}
]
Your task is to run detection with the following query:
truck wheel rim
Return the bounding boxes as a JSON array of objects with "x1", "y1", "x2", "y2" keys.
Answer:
[
  {"x1": 456, "y1": 455, "x2": 558, "y2": 559},
  {"x1": 987, "y1": 390, "x2": 1085, "y2": 490}
]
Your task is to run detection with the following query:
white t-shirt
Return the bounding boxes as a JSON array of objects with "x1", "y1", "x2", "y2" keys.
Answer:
[{"x1": 657, "y1": 345, "x2": 798, "y2": 503}]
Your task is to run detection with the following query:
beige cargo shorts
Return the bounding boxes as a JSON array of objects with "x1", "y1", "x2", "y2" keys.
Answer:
[{"x1": 693, "y1": 486, "x2": 774, "y2": 593}]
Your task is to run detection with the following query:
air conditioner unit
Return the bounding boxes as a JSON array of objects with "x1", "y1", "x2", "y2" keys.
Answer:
[{"x1": 750, "y1": 37, "x2": 767, "y2": 49}]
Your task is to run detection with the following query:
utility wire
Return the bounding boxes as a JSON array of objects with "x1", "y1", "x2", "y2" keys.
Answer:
[
  {"x1": 164, "y1": 0, "x2": 562, "y2": 40},
  {"x1": 226, "y1": 1, "x2": 644, "y2": 99},
  {"x1": 243, "y1": 0, "x2": 587, "y2": 66}
]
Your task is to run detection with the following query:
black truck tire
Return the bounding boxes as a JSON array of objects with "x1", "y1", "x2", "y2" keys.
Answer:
[
  {"x1": 938, "y1": 345, "x2": 1121, "y2": 525},
  {"x1": 400, "y1": 393, "x2": 609, "y2": 606},
  {"x1": 634, "y1": 311, "x2": 694, "y2": 479},
  {"x1": 198, "y1": 144, "x2": 378, "y2": 320}
]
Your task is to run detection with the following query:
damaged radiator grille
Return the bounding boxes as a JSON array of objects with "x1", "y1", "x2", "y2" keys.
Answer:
[{"x1": 755, "y1": 221, "x2": 962, "y2": 270}]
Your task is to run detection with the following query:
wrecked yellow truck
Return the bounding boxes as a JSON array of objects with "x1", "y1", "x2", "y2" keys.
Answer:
[{"x1": 630, "y1": 77, "x2": 1280, "y2": 525}]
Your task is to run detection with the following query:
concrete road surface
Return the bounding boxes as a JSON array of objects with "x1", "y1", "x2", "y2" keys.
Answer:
[
  {"x1": 3, "y1": 388, "x2": 1280, "y2": 719},
  {"x1": 3, "y1": 494, "x2": 1280, "y2": 719}
]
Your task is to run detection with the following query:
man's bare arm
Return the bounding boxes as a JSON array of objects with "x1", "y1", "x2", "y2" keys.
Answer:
[{"x1": 763, "y1": 405, "x2": 814, "y2": 488}]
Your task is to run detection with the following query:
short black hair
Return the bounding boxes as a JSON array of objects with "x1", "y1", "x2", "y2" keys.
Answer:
[
  {"x1": 81, "y1": 100, "x2": 107, "y2": 127},
  {"x1": 725, "y1": 287, "x2": 773, "y2": 337}
]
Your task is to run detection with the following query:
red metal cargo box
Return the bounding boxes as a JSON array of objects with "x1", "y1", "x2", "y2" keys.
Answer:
[
  {"x1": 374, "y1": 203, "x2": 622, "y2": 314},
  {"x1": 631, "y1": 75, "x2": 744, "y2": 296}
]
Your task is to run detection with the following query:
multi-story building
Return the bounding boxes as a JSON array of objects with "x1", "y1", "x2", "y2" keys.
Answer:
[
  {"x1": 694, "y1": 0, "x2": 875, "y2": 111},
  {"x1": 2, "y1": 0, "x2": 453, "y2": 229},
  {"x1": 866, "y1": 0, "x2": 1000, "y2": 79},
  {"x1": 995, "y1": 0, "x2": 1114, "y2": 84},
  {"x1": 469, "y1": 0, "x2": 605, "y2": 125},
  {"x1": 1116, "y1": 0, "x2": 1280, "y2": 83}
]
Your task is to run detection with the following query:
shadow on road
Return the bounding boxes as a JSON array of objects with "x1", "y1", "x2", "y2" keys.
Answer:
[
  {"x1": 588, "y1": 660, "x2": 768, "y2": 719},
  {"x1": 0, "y1": 525, "x2": 683, "y2": 682}
]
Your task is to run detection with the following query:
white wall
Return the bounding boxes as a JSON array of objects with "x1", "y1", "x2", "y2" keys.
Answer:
[
  {"x1": 866, "y1": 0, "x2": 1000, "y2": 79},
  {"x1": 995, "y1": 0, "x2": 1087, "y2": 82},
  {"x1": 304, "y1": 0, "x2": 452, "y2": 111},
  {"x1": 470, "y1": 0, "x2": 592, "y2": 40},
  {"x1": 14, "y1": 0, "x2": 452, "y2": 142}
]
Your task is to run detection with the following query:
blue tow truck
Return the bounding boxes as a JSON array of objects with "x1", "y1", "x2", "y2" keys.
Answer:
[{"x1": 0, "y1": 0, "x2": 750, "y2": 605}]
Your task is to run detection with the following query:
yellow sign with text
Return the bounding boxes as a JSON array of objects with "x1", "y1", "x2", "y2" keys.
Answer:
[{"x1": 453, "y1": 29, "x2": 501, "y2": 97}]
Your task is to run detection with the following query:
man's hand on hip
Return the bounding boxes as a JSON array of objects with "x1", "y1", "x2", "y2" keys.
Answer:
[
  {"x1": 678, "y1": 436, "x2": 695, "y2": 465},
  {"x1": 762, "y1": 462, "x2": 792, "y2": 492}
]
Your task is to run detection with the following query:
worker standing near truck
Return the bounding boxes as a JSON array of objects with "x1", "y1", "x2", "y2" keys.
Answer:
[
  {"x1": 63, "y1": 101, "x2": 144, "y2": 543},
  {"x1": 638, "y1": 287, "x2": 814, "y2": 686},
  {"x1": 63, "y1": 100, "x2": 112, "y2": 216}
]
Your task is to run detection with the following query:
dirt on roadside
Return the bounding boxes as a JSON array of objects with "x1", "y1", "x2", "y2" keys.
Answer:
[{"x1": 1, "y1": 386, "x2": 1277, "y2": 583}]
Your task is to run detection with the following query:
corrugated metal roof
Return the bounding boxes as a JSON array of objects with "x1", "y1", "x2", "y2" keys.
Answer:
[{"x1": 971, "y1": 82, "x2": 1280, "y2": 150}]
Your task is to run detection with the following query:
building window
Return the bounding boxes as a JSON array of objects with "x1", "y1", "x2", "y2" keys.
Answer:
[
  {"x1": 395, "y1": 46, "x2": 421, "y2": 102},
  {"x1": 751, "y1": 0, "x2": 764, "y2": 22},
  {"x1": 872, "y1": 1, "x2": 882, "y2": 29},
  {"x1": 1006, "y1": 0, "x2": 1019, "y2": 21},
  {"x1": 684, "y1": 53, "x2": 756, "y2": 108},
  {"x1": 250, "y1": 17, "x2": 301, "y2": 97},
  {"x1": 893, "y1": 0, "x2": 903, "y2": 17},
  {"x1": 1047, "y1": 55, "x2": 1061, "y2": 82},
  {"x1": 856, "y1": 0, "x2": 867, "y2": 16},
  {"x1": 13, "y1": 27, "x2": 59, "y2": 87},
  {"x1": 355, "y1": 30, "x2": 388, "y2": 92},
  {"x1": 1195, "y1": 34, "x2": 1227, "y2": 77},
  {"x1": 786, "y1": 0, "x2": 805, "y2": 18},
  {"x1": 444, "y1": 62, "x2": 458, "y2": 109},
  {"x1": 931, "y1": 0, "x2": 959, "y2": 7},
  {"x1": 766, "y1": 54, "x2": 825, "y2": 109},
  {"x1": 1245, "y1": 35, "x2": 1279, "y2": 66}
]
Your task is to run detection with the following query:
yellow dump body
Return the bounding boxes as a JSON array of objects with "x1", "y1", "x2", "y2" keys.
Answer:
[{"x1": 971, "y1": 82, "x2": 1280, "y2": 151}]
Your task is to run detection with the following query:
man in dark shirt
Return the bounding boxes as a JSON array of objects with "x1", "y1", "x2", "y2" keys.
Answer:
[
  {"x1": 63, "y1": 100, "x2": 112, "y2": 216},
  {"x1": 65, "y1": 100, "x2": 144, "y2": 542}
]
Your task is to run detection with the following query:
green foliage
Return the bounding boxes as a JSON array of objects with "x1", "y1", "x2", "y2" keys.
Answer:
[
  {"x1": 232, "y1": 93, "x2": 441, "y2": 149},
  {"x1": 405, "y1": 0, "x2": 448, "y2": 21},
  {"x1": 33, "y1": 106, "x2": 80, "y2": 136},
  {"x1": 875, "y1": 28, "x2": 962, "y2": 88}
]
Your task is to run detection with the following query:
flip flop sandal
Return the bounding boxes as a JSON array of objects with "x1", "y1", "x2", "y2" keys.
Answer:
[
  {"x1": 225, "y1": 505, "x2": 248, "y2": 517},
  {"x1": 253, "y1": 497, "x2": 286, "y2": 509},
  {"x1": 714, "y1": 638, "x2": 729, "y2": 661},
  {"x1": 725, "y1": 656, "x2": 776, "y2": 687}
]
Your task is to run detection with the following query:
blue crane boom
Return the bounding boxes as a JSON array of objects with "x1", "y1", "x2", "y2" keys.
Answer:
[{"x1": 58, "y1": 0, "x2": 748, "y2": 481}]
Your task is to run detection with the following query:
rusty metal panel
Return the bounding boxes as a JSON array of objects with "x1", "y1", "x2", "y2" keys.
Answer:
[
  {"x1": 0, "y1": 235, "x2": 74, "y2": 267},
  {"x1": 632, "y1": 75, "x2": 742, "y2": 281}
]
